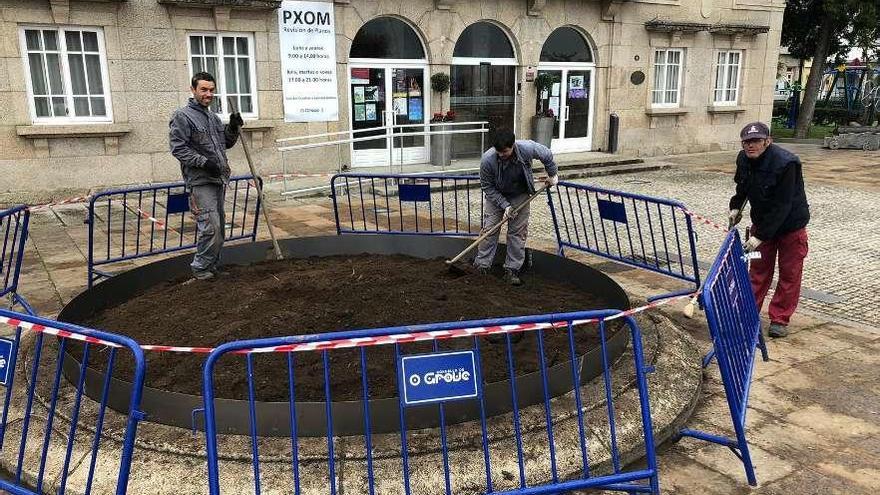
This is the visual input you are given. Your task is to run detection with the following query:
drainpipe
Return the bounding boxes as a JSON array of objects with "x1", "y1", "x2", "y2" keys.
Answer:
[{"x1": 604, "y1": 4, "x2": 618, "y2": 153}]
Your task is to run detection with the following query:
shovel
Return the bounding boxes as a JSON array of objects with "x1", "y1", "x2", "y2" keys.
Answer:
[
  {"x1": 446, "y1": 185, "x2": 549, "y2": 274},
  {"x1": 228, "y1": 100, "x2": 284, "y2": 261}
]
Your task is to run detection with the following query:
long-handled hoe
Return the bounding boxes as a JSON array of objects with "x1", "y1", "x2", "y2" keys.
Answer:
[{"x1": 446, "y1": 185, "x2": 549, "y2": 275}]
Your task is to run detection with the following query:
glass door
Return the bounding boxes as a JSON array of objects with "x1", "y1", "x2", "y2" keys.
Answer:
[
  {"x1": 537, "y1": 69, "x2": 563, "y2": 140},
  {"x1": 350, "y1": 67, "x2": 388, "y2": 167},
  {"x1": 350, "y1": 65, "x2": 427, "y2": 167},
  {"x1": 449, "y1": 64, "x2": 516, "y2": 158},
  {"x1": 390, "y1": 67, "x2": 426, "y2": 164},
  {"x1": 562, "y1": 69, "x2": 591, "y2": 151},
  {"x1": 537, "y1": 66, "x2": 593, "y2": 153}
]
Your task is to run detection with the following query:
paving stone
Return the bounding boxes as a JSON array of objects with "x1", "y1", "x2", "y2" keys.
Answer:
[
  {"x1": 655, "y1": 452, "x2": 749, "y2": 495},
  {"x1": 684, "y1": 442, "x2": 796, "y2": 487},
  {"x1": 761, "y1": 465, "x2": 875, "y2": 495},
  {"x1": 784, "y1": 405, "x2": 880, "y2": 447}
]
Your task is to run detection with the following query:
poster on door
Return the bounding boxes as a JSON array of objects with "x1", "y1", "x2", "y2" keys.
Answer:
[
  {"x1": 568, "y1": 75, "x2": 586, "y2": 99},
  {"x1": 278, "y1": 1, "x2": 339, "y2": 122}
]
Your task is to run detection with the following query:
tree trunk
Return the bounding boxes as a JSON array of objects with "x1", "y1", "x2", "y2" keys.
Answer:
[{"x1": 794, "y1": 14, "x2": 835, "y2": 138}]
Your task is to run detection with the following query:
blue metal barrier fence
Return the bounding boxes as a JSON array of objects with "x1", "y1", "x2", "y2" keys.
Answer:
[
  {"x1": 0, "y1": 206, "x2": 33, "y2": 315},
  {"x1": 87, "y1": 175, "x2": 262, "y2": 286},
  {"x1": 202, "y1": 310, "x2": 659, "y2": 494},
  {"x1": 678, "y1": 229, "x2": 768, "y2": 486},
  {"x1": 331, "y1": 173, "x2": 485, "y2": 236},
  {"x1": 547, "y1": 182, "x2": 701, "y2": 302},
  {"x1": 0, "y1": 309, "x2": 146, "y2": 494}
]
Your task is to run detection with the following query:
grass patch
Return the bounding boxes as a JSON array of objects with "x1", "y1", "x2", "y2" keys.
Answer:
[{"x1": 771, "y1": 123, "x2": 835, "y2": 139}]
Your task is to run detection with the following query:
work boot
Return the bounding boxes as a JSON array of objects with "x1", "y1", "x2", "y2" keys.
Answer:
[
  {"x1": 504, "y1": 268, "x2": 522, "y2": 286},
  {"x1": 476, "y1": 265, "x2": 490, "y2": 275},
  {"x1": 192, "y1": 270, "x2": 215, "y2": 281},
  {"x1": 768, "y1": 323, "x2": 788, "y2": 338}
]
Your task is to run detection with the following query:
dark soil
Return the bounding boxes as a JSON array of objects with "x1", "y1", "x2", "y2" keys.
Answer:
[{"x1": 73, "y1": 254, "x2": 622, "y2": 401}]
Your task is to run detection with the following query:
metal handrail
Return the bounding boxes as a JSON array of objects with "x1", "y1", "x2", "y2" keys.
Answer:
[
  {"x1": 277, "y1": 120, "x2": 490, "y2": 196},
  {"x1": 278, "y1": 127, "x2": 488, "y2": 152},
  {"x1": 275, "y1": 121, "x2": 490, "y2": 143}
]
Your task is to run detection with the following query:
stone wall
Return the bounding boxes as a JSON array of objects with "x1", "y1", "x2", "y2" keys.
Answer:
[{"x1": 0, "y1": 0, "x2": 785, "y2": 198}]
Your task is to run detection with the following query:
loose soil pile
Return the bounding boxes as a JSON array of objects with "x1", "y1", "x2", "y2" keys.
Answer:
[{"x1": 74, "y1": 254, "x2": 622, "y2": 401}]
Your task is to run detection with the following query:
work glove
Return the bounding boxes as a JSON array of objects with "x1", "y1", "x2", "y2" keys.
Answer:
[
  {"x1": 203, "y1": 157, "x2": 222, "y2": 175},
  {"x1": 744, "y1": 236, "x2": 762, "y2": 252},
  {"x1": 728, "y1": 209, "x2": 742, "y2": 230},
  {"x1": 544, "y1": 174, "x2": 559, "y2": 187},
  {"x1": 228, "y1": 112, "x2": 244, "y2": 134},
  {"x1": 503, "y1": 206, "x2": 516, "y2": 221}
]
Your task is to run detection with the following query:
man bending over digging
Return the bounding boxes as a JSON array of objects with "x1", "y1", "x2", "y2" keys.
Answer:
[{"x1": 474, "y1": 129, "x2": 559, "y2": 286}]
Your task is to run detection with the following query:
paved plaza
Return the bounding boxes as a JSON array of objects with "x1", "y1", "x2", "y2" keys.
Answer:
[{"x1": 5, "y1": 143, "x2": 879, "y2": 493}]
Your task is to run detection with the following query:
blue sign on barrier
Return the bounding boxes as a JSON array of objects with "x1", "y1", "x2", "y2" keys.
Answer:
[
  {"x1": 597, "y1": 198, "x2": 627, "y2": 223},
  {"x1": 166, "y1": 192, "x2": 190, "y2": 214},
  {"x1": 0, "y1": 338, "x2": 11, "y2": 386},
  {"x1": 398, "y1": 183, "x2": 431, "y2": 202},
  {"x1": 399, "y1": 350, "x2": 479, "y2": 406}
]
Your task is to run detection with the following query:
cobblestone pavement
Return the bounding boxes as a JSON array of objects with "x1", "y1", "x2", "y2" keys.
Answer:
[
  {"x1": 259, "y1": 144, "x2": 879, "y2": 330},
  {"x1": 575, "y1": 144, "x2": 880, "y2": 329},
  {"x1": 383, "y1": 144, "x2": 879, "y2": 328}
]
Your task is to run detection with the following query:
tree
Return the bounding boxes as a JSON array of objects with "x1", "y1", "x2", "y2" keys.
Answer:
[{"x1": 781, "y1": 0, "x2": 880, "y2": 137}]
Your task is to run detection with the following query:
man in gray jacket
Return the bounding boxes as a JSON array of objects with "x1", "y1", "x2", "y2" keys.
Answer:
[
  {"x1": 474, "y1": 129, "x2": 559, "y2": 285},
  {"x1": 169, "y1": 72, "x2": 243, "y2": 280}
]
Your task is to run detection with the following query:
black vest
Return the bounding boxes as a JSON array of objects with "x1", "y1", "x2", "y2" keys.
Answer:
[{"x1": 734, "y1": 144, "x2": 810, "y2": 239}]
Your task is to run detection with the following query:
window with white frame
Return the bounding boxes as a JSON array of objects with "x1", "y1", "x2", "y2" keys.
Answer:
[
  {"x1": 714, "y1": 50, "x2": 742, "y2": 105},
  {"x1": 20, "y1": 27, "x2": 112, "y2": 123},
  {"x1": 188, "y1": 33, "x2": 257, "y2": 118},
  {"x1": 652, "y1": 48, "x2": 683, "y2": 107}
]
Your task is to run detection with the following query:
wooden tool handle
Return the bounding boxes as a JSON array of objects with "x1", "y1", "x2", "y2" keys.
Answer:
[{"x1": 446, "y1": 186, "x2": 549, "y2": 265}]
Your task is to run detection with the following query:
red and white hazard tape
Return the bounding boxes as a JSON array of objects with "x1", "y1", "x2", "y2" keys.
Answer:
[
  {"x1": 266, "y1": 172, "x2": 336, "y2": 181},
  {"x1": 677, "y1": 206, "x2": 728, "y2": 233},
  {"x1": 133, "y1": 207, "x2": 179, "y2": 234},
  {"x1": 1, "y1": 293, "x2": 692, "y2": 355},
  {"x1": 27, "y1": 195, "x2": 92, "y2": 212},
  {"x1": 0, "y1": 314, "x2": 121, "y2": 348}
]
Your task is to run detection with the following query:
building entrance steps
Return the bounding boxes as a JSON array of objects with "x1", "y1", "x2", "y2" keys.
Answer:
[{"x1": 270, "y1": 151, "x2": 669, "y2": 198}]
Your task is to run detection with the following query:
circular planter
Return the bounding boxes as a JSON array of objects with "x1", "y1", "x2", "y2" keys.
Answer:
[{"x1": 59, "y1": 235, "x2": 629, "y2": 437}]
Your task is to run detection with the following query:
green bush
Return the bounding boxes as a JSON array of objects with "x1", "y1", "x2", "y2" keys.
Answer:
[
  {"x1": 812, "y1": 105, "x2": 853, "y2": 126},
  {"x1": 773, "y1": 101, "x2": 790, "y2": 118}
]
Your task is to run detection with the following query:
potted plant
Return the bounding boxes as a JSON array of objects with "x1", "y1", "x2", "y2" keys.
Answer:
[
  {"x1": 532, "y1": 72, "x2": 559, "y2": 147},
  {"x1": 431, "y1": 72, "x2": 454, "y2": 166}
]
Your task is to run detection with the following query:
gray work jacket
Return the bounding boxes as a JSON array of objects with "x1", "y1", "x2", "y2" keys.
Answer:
[
  {"x1": 169, "y1": 98, "x2": 239, "y2": 188},
  {"x1": 479, "y1": 139, "x2": 558, "y2": 209}
]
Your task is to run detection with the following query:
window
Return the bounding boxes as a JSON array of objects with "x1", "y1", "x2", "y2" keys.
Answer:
[
  {"x1": 453, "y1": 22, "x2": 514, "y2": 61},
  {"x1": 20, "y1": 27, "x2": 112, "y2": 123},
  {"x1": 350, "y1": 17, "x2": 425, "y2": 59},
  {"x1": 188, "y1": 33, "x2": 257, "y2": 118},
  {"x1": 714, "y1": 51, "x2": 741, "y2": 105},
  {"x1": 652, "y1": 48, "x2": 683, "y2": 107},
  {"x1": 540, "y1": 27, "x2": 593, "y2": 63}
]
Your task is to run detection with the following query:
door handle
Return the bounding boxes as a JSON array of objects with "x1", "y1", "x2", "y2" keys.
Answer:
[{"x1": 564, "y1": 106, "x2": 570, "y2": 122}]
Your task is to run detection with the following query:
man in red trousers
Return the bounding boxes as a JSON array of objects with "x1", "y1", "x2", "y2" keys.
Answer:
[{"x1": 728, "y1": 122, "x2": 810, "y2": 338}]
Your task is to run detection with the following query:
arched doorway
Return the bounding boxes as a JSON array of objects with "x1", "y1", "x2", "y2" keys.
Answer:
[
  {"x1": 349, "y1": 17, "x2": 428, "y2": 167},
  {"x1": 537, "y1": 27, "x2": 596, "y2": 153},
  {"x1": 450, "y1": 22, "x2": 518, "y2": 157}
]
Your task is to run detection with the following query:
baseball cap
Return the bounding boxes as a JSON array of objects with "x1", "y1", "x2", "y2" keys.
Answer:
[{"x1": 740, "y1": 122, "x2": 770, "y2": 140}]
